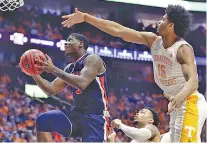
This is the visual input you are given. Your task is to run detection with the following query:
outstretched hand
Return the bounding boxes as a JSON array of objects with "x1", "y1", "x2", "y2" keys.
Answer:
[{"x1": 61, "y1": 8, "x2": 85, "y2": 28}]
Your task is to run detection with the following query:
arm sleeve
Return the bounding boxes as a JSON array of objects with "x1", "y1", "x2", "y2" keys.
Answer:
[{"x1": 119, "y1": 124, "x2": 152, "y2": 141}]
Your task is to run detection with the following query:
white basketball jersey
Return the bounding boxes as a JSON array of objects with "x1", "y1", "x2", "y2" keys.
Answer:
[{"x1": 151, "y1": 36, "x2": 195, "y2": 96}]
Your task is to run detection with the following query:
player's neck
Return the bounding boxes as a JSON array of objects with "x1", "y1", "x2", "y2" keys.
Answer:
[
  {"x1": 137, "y1": 122, "x2": 147, "y2": 128},
  {"x1": 162, "y1": 34, "x2": 179, "y2": 49},
  {"x1": 73, "y1": 51, "x2": 87, "y2": 62}
]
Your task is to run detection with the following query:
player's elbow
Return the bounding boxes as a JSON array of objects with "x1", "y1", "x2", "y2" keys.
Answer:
[
  {"x1": 108, "y1": 27, "x2": 122, "y2": 38},
  {"x1": 195, "y1": 80, "x2": 198, "y2": 90},
  {"x1": 191, "y1": 76, "x2": 199, "y2": 91},
  {"x1": 46, "y1": 90, "x2": 57, "y2": 96},
  {"x1": 117, "y1": 28, "x2": 135, "y2": 43},
  {"x1": 77, "y1": 85, "x2": 85, "y2": 91},
  {"x1": 117, "y1": 28, "x2": 127, "y2": 40},
  {"x1": 193, "y1": 80, "x2": 199, "y2": 91},
  {"x1": 77, "y1": 81, "x2": 88, "y2": 91}
]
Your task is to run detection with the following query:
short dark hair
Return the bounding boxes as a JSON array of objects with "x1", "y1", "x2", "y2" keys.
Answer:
[
  {"x1": 145, "y1": 107, "x2": 159, "y2": 127},
  {"x1": 70, "y1": 33, "x2": 89, "y2": 50},
  {"x1": 165, "y1": 5, "x2": 193, "y2": 38}
]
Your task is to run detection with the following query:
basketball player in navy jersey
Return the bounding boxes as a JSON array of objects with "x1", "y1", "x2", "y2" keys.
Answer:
[{"x1": 21, "y1": 33, "x2": 110, "y2": 142}]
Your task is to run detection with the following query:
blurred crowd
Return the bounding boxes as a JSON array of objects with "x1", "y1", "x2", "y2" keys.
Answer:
[
  {"x1": 0, "y1": 64, "x2": 206, "y2": 142},
  {"x1": 0, "y1": 74, "x2": 54, "y2": 142},
  {"x1": 0, "y1": 5, "x2": 206, "y2": 56},
  {"x1": 0, "y1": 3, "x2": 206, "y2": 142}
]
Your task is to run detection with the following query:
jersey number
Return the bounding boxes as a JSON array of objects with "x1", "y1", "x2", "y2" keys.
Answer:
[{"x1": 158, "y1": 64, "x2": 166, "y2": 78}]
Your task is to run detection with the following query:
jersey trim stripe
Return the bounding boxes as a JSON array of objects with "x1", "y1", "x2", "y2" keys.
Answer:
[
  {"x1": 100, "y1": 76, "x2": 109, "y2": 111},
  {"x1": 96, "y1": 76, "x2": 108, "y2": 111},
  {"x1": 103, "y1": 116, "x2": 110, "y2": 141}
]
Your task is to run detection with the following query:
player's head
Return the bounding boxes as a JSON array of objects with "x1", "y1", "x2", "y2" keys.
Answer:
[
  {"x1": 157, "y1": 5, "x2": 192, "y2": 38},
  {"x1": 64, "y1": 33, "x2": 89, "y2": 56},
  {"x1": 133, "y1": 107, "x2": 159, "y2": 127}
]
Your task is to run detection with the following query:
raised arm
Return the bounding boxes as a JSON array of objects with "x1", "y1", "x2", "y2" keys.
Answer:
[{"x1": 62, "y1": 8, "x2": 157, "y2": 48}]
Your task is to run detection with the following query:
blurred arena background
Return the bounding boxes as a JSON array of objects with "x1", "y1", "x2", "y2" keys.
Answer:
[{"x1": 0, "y1": 0, "x2": 206, "y2": 142}]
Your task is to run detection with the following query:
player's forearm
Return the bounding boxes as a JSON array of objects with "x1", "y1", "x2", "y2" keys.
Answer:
[
  {"x1": 84, "y1": 13, "x2": 124, "y2": 38},
  {"x1": 119, "y1": 124, "x2": 152, "y2": 141},
  {"x1": 32, "y1": 75, "x2": 55, "y2": 96},
  {"x1": 177, "y1": 77, "x2": 198, "y2": 99},
  {"x1": 52, "y1": 67, "x2": 86, "y2": 90}
]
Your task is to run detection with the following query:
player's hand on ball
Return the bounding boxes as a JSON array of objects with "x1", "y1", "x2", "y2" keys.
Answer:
[
  {"x1": 111, "y1": 119, "x2": 122, "y2": 129},
  {"x1": 35, "y1": 54, "x2": 55, "y2": 73},
  {"x1": 61, "y1": 8, "x2": 85, "y2": 28}
]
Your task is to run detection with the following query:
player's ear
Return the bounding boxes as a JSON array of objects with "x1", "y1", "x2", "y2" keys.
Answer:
[
  {"x1": 79, "y1": 41, "x2": 84, "y2": 48},
  {"x1": 149, "y1": 119, "x2": 154, "y2": 124},
  {"x1": 168, "y1": 23, "x2": 174, "y2": 29}
]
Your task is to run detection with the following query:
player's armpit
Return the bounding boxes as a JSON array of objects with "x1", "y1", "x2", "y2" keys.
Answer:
[
  {"x1": 176, "y1": 45, "x2": 198, "y2": 98},
  {"x1": 118, "y1": 28, "x2": 157, "y2": 48},
  {"x1": 145, "y1": 124, "x2": 159, "y2": 138}
]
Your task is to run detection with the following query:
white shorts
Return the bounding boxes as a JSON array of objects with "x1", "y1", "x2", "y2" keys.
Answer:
[{"x1": 168, "y1": 93, "x2": 207, "y2": 143}]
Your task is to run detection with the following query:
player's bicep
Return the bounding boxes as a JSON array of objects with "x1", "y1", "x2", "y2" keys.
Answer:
[
  {"x1": 51, "y1": 77, "x2": 68, "y2": 95},
  {"x1": 80, "y1": 54, "x2": 102, "y2": 86},
  {"x1": 118, "y1": 27, "x2": 157, "y2": 47},
  {"x1": 177, "y1": 45, "x2": 198, "y2": 82}
]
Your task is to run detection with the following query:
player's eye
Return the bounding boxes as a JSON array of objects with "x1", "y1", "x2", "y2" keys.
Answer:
[{"x1": 64, "y1": 42, "x2": 70, "y2": 46}]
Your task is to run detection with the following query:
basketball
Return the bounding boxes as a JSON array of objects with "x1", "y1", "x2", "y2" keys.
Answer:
[{"x1": 20, "y1": 49, "x2": 46, "y2": 76}]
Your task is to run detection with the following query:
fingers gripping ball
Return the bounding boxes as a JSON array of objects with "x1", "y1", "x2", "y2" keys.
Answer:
[{"x1": 20, "y1": 49, "x2": 46, "y2": 76}]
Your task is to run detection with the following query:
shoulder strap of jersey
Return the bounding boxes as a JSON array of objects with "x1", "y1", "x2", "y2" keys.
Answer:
[
  {"x1": 64, "y1": 63, "x2": 75, "y2": 73},
  {"x1": 151, "y1": 36, "x2": 162, "y2": 50},
  {"x1": 173, "y1": 39, "x2": 194, "y2": 55}
]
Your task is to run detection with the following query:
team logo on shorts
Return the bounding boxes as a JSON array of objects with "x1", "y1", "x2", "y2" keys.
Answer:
[{"x1": 185, "y1": 126, "x2": 195, "y2": 142}]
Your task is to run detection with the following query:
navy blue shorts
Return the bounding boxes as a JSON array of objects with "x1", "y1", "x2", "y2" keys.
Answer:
[{"x1": 36, "y1": 110, "x2": 110, "y2": 142}]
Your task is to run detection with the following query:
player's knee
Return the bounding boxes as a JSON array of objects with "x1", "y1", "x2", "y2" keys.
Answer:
[{"x1": 36, "y1": 112, "x2": 52, "y2": 131}]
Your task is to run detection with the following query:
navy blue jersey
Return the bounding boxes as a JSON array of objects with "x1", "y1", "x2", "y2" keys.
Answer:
[{"x1": 64, "y1": 53, "x2": 109, "y2": 114}]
